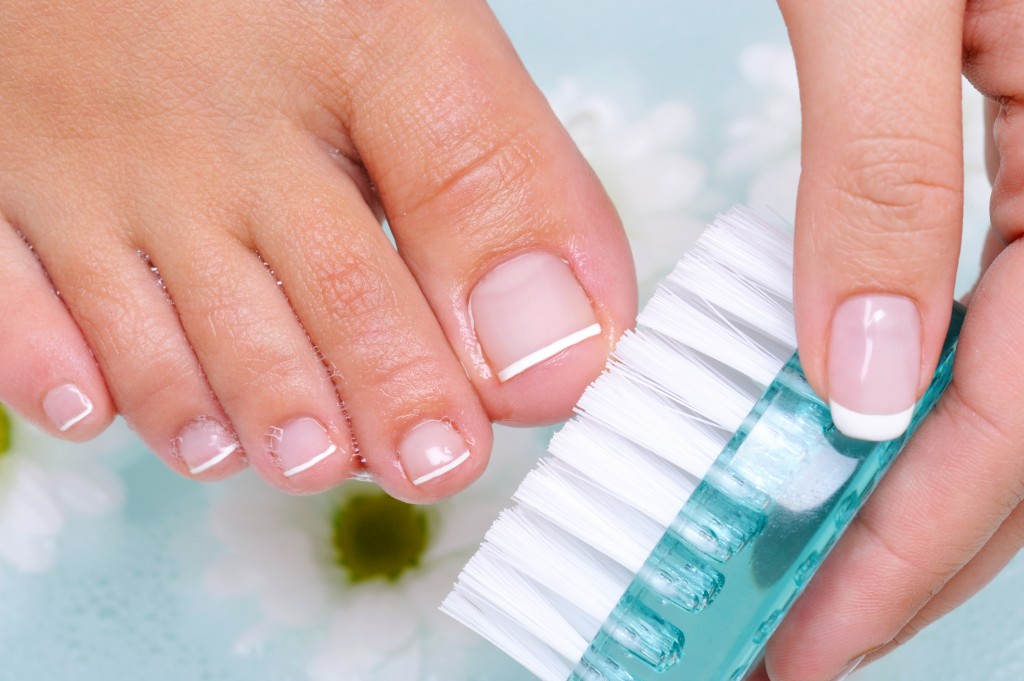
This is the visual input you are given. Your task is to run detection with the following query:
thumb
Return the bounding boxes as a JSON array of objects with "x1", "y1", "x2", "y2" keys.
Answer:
[{"x1": 778, "y1": 0, "x2": 965, "y2": 440}]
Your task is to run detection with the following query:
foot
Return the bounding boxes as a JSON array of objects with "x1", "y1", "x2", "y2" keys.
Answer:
[{"x1": 0, "y1": 0, "x2": 636, "y2": 501}]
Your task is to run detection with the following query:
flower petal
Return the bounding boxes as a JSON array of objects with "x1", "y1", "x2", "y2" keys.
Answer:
[
  {"x1": 48, "y1": 464, "x2": 124, "y2": 516},
  {"x1": 0, "y1": 460, "x2": 64, "y2": 537},
  {"x1": 307, "y1": 588, "x2": 418, "y2": 681}
]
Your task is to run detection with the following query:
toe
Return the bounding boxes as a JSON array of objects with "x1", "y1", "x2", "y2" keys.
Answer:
[
  {"x1": 144, "y1": 213, "x2": 357, "y2": 494},
  {"x1": 18, "y1": 206, "x2": 245, "y2": 481},
  {"x1": 252, "y1": 159, "x2": 492, "y2": 503},
  {"x1": 0, "y1": 212, "x2": 114, "y2": 440},
  {"x1": 315, "y1": 0, "x2": 637, "y2": 424}
]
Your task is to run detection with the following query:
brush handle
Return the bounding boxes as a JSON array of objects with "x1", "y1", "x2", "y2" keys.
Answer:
[{"x1": 573, "y1": 302, "x2": 966, "y2": 681}]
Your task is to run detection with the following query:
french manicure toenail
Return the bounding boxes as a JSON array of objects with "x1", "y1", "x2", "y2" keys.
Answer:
[
  {"x1": 830, "y1": 655, "x2": 865, "y2": 681},
  {"x1": 176, "y1": 419, "x2": 239, "y2": 475},
  {"x1": 398, "y1": 420, "x2": 471, "y2": 486},
  {"x1": 270, "y1": 417, "x2": 338, "y2": 478},
  {"x1": 43, "y1": 383, "x2": 94, "y2": 432},
  {"x1": 828, "y1": 294, "x2": 920, "y2": 441},
  {"x1": 469, "y1": 251, "x2": 600, "y2": 382}
]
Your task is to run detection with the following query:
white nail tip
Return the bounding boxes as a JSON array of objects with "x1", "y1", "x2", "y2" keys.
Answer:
[
  {"x1": 829, "y1": 401, "x2": 915, "y2": 442},
  {"x1": 282, "y1": 444, "x2": 338, "y2": 478},
  {"x1": 496, "y1": 323, "x2": 602, "y2": 382},
  {"x1": 58, "y1": 390, "x2": 94, "y2": 432},
  {"x1": 188, "y1": 443, "x2": 239, "y2": 475},
  {"x1": 411, "y1": 449, "x2": 471, "y2": 486}
]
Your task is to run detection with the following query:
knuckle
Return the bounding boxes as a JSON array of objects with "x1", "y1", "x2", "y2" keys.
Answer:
[
  {"x1": 365, "y1": 350, "x2": 441, "y2": 403},
  {"x1": 941, "y1": 380, "x2": 1015, "y2": 452},
  {"x1": 314, "y1": 247, "x2": 389, "y2": 324},
  {"x1": 218, "y1": 341, "x2": 310, "y2": 407},
  {"x1": 937, "y1": 381, "x2": 1020, "y2": 509},
  {"x1": 409, "y1": 127, "x2": 542, "y2": 232},
  {"x1": 851, "y1": 511, "x2": 958, "y2": 586},
  {"x1": 828, "y1": 135, "x2": 961, "y2": 234}
]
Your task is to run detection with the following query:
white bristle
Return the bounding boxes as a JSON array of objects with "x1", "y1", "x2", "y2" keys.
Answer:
[
  {"x1": 669, "y1": 254, "x2": 796, "y2": 348},
  {"x1": 639, "y1": 291, "x2": 786, "y2": 386},
  {"x1": 455, "y1": 549, "x2": 590, "y2": 664},
  {"x1": 694, "y1": 207, "x2": 793, "y2": 298},
  {"x1": 612, "y1": 330, "x2": 754, "y2": 432},
  {"x1": 444, "y1": 208, "x2": 797, "y2": 679},
  {"x1": 487, "y1": 509, "x2": 631, "y2": 626},
  {"x1": 514, "y1": 460, "x2": 665, "y2": 572},
  {"x1": 440, "y1": 592, "x2": 574, "y2": 681},
  {"x1": 550, "y1": 419, "x2": 696, "y2": 528},
  {"x1": 577, "y1": 371, "x2": 726, "y2": 478}
]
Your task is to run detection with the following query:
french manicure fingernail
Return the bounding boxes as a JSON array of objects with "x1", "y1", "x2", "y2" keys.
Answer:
[
  {"x1": 398, "y1": 419, "x2": 471, "y2": 486},
  {"x1": 269, "y1": 417, "x2": 338, "y2": 478},
  {"x1": 470, "y1": 251, "x2": 600, "y2": 382},
  {"x1": 43, "y1": 383, "x2": 93, "y2": 432},
  {"x1": 828, "y1": 294, "x2": 920, "y2": 441},
  {"x1": 175, "y1": 419, "x2": 239, "y2": 475},
  {"x1": 830, "y1": 655, "x2": 865, "y2": 681}
]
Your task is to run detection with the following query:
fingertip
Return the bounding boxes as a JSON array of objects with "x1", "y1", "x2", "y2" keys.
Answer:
[{"x1": 829, "y1": 400, "x2": 915, "y2": 441}]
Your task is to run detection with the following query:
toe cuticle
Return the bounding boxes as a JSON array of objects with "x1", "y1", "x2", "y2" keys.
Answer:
[
  {"x1": 398, "y1": 419, "x2": 471, "y2": 486},
  {"x1": 268, "y1": 417, "x2": 338, "y2": 478},
  {"x1": 175, "y1": 419, "x2": 239, "y2": 475},
  {"x1": 42, "y1": 383, "x2": 94, "y2": 433}
]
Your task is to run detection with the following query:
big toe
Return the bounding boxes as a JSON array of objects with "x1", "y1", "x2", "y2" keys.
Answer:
[{"x1": 320, "y1": 0, "x2": 637, "y2": 425}]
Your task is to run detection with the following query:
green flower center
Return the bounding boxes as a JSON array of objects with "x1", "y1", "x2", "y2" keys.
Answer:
[
  {"x1": 0, "y1": 404, "x2": 10, "y2": 458},
  {"x1": 331, "y1": 491, "x2": 430, "y2": 583}
]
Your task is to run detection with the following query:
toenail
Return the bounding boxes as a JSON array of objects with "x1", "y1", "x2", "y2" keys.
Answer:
[
  {"x1": 269, "y1": 417, "x2": 338, "y2": 478},
  {"x1": 175, "y1": 419, "x2": 239, "y2": 475},
  {"x1": 42, "y1": 383, "x2": 94, "y2": 432},
  {"x1": 398, "y1": 419, "x2": 471, "y2": 486},
  {"x1": 469, "y1": 251, "x2": 600, "y2": 382}
]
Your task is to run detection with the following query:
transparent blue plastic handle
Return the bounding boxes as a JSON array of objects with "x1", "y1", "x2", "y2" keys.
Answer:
[{"x1": 572, "y1": 302, "x2": 965, "y2": 681}]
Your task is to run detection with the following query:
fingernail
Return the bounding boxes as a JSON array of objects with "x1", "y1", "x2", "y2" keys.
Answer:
[
  {"x1": 830, "y1": 655, "x2": 865, "y2": 681},
  {"x1": 268, "y1": 417, "x2": 338, "y2": 478},
  {"x1": 398, "y1": 419, "x2": 471, "y2": 486},
  {"x1": 828, "y1": 294, "x2": 920, "y2": 441},
  {"x1": 42, "y1": 383, "x2": 93, "y2": 432},
  {"x1": 470, "y1": 251, "x2": 600, "y2": 382},
  {"x1": 175, "y1": 419, "x2": 239, "y2": 475}
]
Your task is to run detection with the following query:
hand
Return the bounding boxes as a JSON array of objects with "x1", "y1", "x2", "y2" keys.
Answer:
[{"x1": 761, "y1": 1, "x2": 1024, "y2": 679}]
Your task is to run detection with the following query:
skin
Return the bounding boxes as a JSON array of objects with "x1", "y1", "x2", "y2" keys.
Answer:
[
  {"x1": 763, "y1": 1, "x2": 1024, "y2": 679},
  {"x1": 1, "y1": 0, "x2": 1021, "y2": 677},
  {"x1": 0, "y1": 0, "x2": 637, "y2": 502}
]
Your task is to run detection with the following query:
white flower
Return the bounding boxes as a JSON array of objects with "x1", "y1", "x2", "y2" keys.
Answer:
[
  {"x1": 0, "y1": 405, "x2": 124, "y2": 576},
  {"x1": 549, "y1": 80, "x2": 708, "y2": 298},
  {"x1": 719, "y1": 43, "x2": 802, "y2": 224},
  {"x1": 204, "y1": 425, "x2": 545, "y2": 681}
]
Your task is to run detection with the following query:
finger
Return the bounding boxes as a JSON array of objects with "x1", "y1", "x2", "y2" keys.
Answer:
[
  {"x1": 746, "y1": 662, "x2": 771, "y2": 681},
  {"x1": 765, "y1": 239, "x2": 1024, "y2": 681},
  {"x1": 778, "y1": 0, "x2": 965, "y2": 440},
  {"x1": 965, "y1": 3, "x2": 1024, "y2": 248},
  {"x1": 869, "y1": 501, "x2": 1024, "y2": 662},
  {"x1": 320, "y1": 0, "x2": 637, "y2": 425}
]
